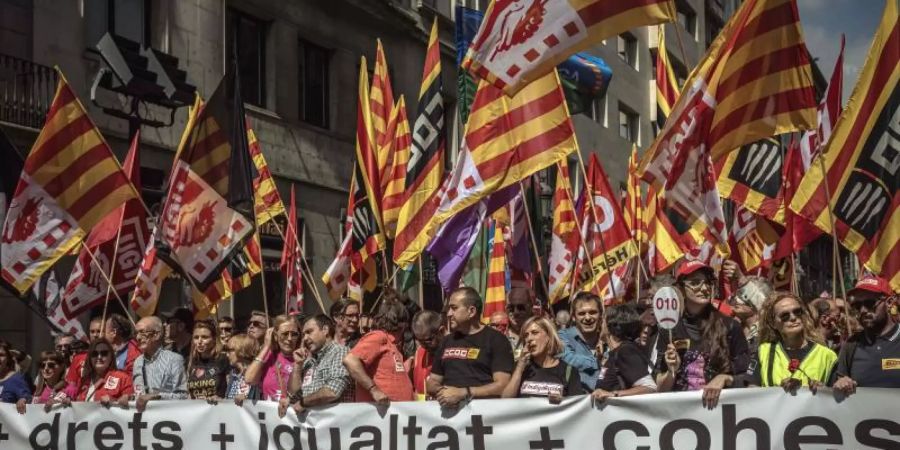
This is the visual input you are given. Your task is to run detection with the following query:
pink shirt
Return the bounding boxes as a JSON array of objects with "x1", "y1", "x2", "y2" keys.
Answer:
[{"x1": 261, "y1": 351, "x2": 294, "y2": 401}]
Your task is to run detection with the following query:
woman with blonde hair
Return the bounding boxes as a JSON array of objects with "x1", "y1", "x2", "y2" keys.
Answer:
[
  {"x1": 224, "y1": 333, "x2": 261, "y2": 404},
  {"x1": 245, "y1": 314, "x2": 302, "y2": 401},
  {"x1": 501, "y1": 317, "x2": 583, "y2": 402},
  {"x1": 749, "y1": 292, "x2": 837, "y2": 390}
]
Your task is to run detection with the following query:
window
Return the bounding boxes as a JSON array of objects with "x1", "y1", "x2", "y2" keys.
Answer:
[
  {"x1": 617, "y1": 33, "x2": 638, "y2": 69},
  {"x1": 591, "y1": 93, "x2": 608, "y2": 127},
  {"x1": 227, "y1": 9, "x2": 267, "y2": 108},
  {"x1": 677, "y1": 0, "x2": 697, "y2": 40},
  {"x1": 706, "y1": 15, "x2": 724, "y2": 48},
  {"x1": 85, "y1": 0, "x2": 150, "y2": 48},
  {"x1": 619, "y1": 103, "x2": 639, "y2": 144},
  {"x1": 298, "y1": 39, "x2": 330, "y2": 128}
]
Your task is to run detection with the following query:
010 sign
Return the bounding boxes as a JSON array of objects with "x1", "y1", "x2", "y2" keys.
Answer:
[{"x1": 652, "y1": 286, "x2": 682, "y2": 330}]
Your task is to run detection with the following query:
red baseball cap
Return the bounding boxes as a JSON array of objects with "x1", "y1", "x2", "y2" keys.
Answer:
[
  {"x1": 676, "y1": 260, "x2": 715, "y2": 280},
  {"x1": 848, "y1": 275, "x2": 893, "y2": 298}
]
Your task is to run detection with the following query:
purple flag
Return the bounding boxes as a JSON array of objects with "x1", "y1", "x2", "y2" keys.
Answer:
[
  {"x1": 508, "y1": 191, "x2": 532, "y2": 273},
  {"x1": 427, "y1": 184, "x2": 519, "y2": 293}
]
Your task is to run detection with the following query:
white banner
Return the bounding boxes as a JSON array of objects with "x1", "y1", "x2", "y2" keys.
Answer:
[{"x1": 1, "y1": 388, "x2": 898, "y2": 449}]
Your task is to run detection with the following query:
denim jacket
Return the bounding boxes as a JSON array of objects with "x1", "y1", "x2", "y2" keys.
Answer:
[{"x1": 559, "y1": 327, "x2": 599, "y2": 391}]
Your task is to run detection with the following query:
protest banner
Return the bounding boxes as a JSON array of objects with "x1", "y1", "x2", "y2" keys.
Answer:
[{"x1": 2, "y1": 389, "x2": 898, "y2": 449}]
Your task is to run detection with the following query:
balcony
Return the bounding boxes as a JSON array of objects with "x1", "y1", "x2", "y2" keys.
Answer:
[{"x1": 0, "y1": 54, "x2": 58, "y2": 130}]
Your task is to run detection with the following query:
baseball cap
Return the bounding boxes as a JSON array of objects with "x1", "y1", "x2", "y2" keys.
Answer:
[
  {"x1": 676, "y1": 260, "x2": 715, "y2": 280},
  {"x1": 848, "y1": 275, "x2": 892, "y2": 299}
]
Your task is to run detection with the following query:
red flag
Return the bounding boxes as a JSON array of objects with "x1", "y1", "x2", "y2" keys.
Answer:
[
  {"x1": 281, "y1": 185, "x2": 304, "y2": 315},
  {"x1": 61, "y1": 131, "x2": 149, "y2": 318}
]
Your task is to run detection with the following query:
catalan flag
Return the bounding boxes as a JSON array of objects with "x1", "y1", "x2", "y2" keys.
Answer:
[
  {"x1": 791, "y1": 0, "x2": 900, "y2": 290},
  {"x1": 639, "y1": 0, "x2": 817, "y2": 259},
  {"x1": 715, "y1": 137, "x2": 786, "y2": 223},
  {"x1": 729, "y1": 205, "x2": 778, "y2": 273},
  {"x1": 623, "y1": 145, "x2": 646, "y2": 248},
  {"x1": 404, "y1": 71, "x2": 577, "y2": 265},
  {"x1": 1, "y1": 72, "x2": 140, "y2": 294},
  {"x1": 156, "y1": 63, "x2": 257, "y2": 290},
  {"x1": 645, "y1": 187, "x2": 683, "y2": 275},
  {"x1": 656, "y1": 26, "x2": 679, "y2": 128},
  {"x1": 281, "y1": 185, "x2": 304, "y2": 315},
  {"x1": 394, "y1": 20, "x2": 445, "y2": 265},
  {"x1": 483, "y1": 221, "x2": 507, "y2": 321},
  {"x1": 463, "y1": 0, "x2": 676, "y2": 95},
  {"x1": 61, "y1": 131, "x2": 149, "y2": 319},
  {"x1": 371, "y1": 39, "x2": 396, "y2": 180},
  {"x1": 248, "y1": 125, "x2": 286, "y2": 226},
  {"x1": 351, "y1": 59, "x2": 386, "y2": 292},
  {"x1": 799, "y1": 35, "x2": 845, "y2": 168},
  {"x1": 380, "y1": 96, "x2": 411, "y2": 238},
  {"x1": 547, "y1": 159, "x2": 579, "y2": 304}
]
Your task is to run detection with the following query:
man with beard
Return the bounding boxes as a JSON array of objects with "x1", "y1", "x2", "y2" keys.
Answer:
[
  {"x1": 831, "y1": 276, "x2": 899, "y2": 393},
  {"x1": 505, "y1": 287, "x2": 535, "y2": 358},
  {"x1": 426, "y1": 287, "x2": 513, "y2": 408},
  {"x1": 284, "y1": 314, "x2": 352, "y2": 416},
  {"x1": 559, "y1": 292, "x2": 603, "y2": 392}
]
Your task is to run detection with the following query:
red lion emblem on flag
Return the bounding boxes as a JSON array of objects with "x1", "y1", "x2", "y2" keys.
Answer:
[
  {"x1": 174, "y1": 200, "x2": 216, "y2": 248},
  {"x1": 488, "y1": 0, "x2": 549, "y2": 62},
  {"x1": 2, "y1": 196, "x2": 42, "y2": 244}
]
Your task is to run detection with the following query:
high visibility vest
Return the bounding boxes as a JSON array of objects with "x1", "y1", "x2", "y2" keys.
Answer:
[{"x1": 758, "y1": 341, "x2": 837, "y2": 387}]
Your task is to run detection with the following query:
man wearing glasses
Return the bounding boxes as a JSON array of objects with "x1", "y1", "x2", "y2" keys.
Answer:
[
  {"x1": 330, "y1": 299, "x2": 362, "y2": 348},
  {"x1": 832, "y1": 276, "x2": 899, "y2": 394},
  {"x1": 218, "y1": 316, "x2": 235, "y2": 346},
  {"x1": 505, "y1": 287, "x2": 536, "y2": 358},
  {"x1": 132, "y1": 316, "x2": 188, "y2": 412},
  {"x1": 245, "y1": 310, "x2": 270, "y2": 344}
]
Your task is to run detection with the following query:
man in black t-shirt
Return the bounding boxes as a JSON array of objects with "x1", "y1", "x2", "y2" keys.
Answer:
[
  {"x1": 594, "y1": 304, "x2": 657, "y2": 400},
  {"x1": 427, "y1": 287, "x2": 514, "y2": 408},
  {"x1": 832, "y1": 276, "x2": 900, "y2": 393}
]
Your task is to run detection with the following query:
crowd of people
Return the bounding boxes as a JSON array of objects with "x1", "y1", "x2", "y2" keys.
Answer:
[{"x1": 1, "y1": 259, "x2": 897, "y2": 417}]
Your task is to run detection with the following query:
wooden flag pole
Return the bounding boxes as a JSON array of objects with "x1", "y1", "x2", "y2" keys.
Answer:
[
  {"x1": 556, "y1": 162, "x2": 601, "y2": 290},
  {"x1": 99, "y1": 219, "x2": 127, "y2": 333},
  {"x1": 417, "y1": 256, "x2": 424, "y2": 310},
  {"x1": 572, "y1": 149, "x2": 621, "y2": 300},
  {"x1": 253, "y1": 231, "x2": 271, "y2": 318},
  {"x1": 517, "y1": 180, "x2": 551, "y2": 300},
  {"x1": 816, "y1": 156, "x2": 852, "y2": 336},
  {"x1": 81, "y1": 242, "x2": 136, "y2": 327},
  {"x1": 269, "y1": 218, "x2": 327, "y2": 315}
]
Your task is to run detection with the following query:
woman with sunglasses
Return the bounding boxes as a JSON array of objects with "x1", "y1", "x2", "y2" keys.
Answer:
[
  {"x1": 501, "y1": 317, "x2": 583, "y2": 402},
  {"x1": 0, "y1": 341, "x2": 31, "y2": 414},
  {"x1": 654, "y1": 260, "x2": 750, "y2": 409},
  {"x1": 245, "y1": 314, "x2": 302, "y2": 401},
  {"x1": 68, "y1": 339, "x2": 133, "y2": 406},
  {"x1": 224, "y1": 334, "x2": 261, "y2": 404},
  {"x1": 187, "y1": 320, "x2": 231, "y2": 401},
  {"x1": 749, "y1": 292, "x2": 837, "y2": 390},
  {"x1": 33, "y1": 351, "x2": 68, "y2": 407}
]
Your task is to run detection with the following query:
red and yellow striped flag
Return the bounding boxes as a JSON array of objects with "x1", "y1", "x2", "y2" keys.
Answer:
[
  {"x1": 380, "y1": 96, "x2": 411, "y2": 238},
  {"x1": 639, "y1": 0, "x2": 817, "y2": 259},
  {"x1": 371, "y1": 39, "x2": 395, "y2": 176},
  {"x1": 399, "y1": 70, "x2": 577, "y2": 266},
  {"x1": 483, "y1": 221, "x2": 507, "y2": 322},
  {"x1": 644, "y1": 188, "x2": 683, "y2": 275},
  {"x1": 464, "y1": 0, "x2": 676, "y2": 95},
  {"x1": 1, "y1": 72, "x2": 140, "y2": 294},
  {"x1": 623, "y1": 145, "x2": 646, "y2": 249},
  {"x1": 548, "y1": 159, "x2": 579, "y2": 304},
  {"x1": 655, "y1": 25, "x2": 679, "y2": 128},
  {"x1": 393, "y1": 20, "x2": 445, "y2": 265},
  {"x1": 791, "y1": 0, "x2": 900, "y2": 290},
  {"x1": 248, "y1": 125, "x2": 286, "y2": 225}
]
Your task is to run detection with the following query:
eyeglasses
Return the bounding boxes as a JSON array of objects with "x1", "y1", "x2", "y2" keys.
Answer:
[
  {"x1": 506, "y1": 304, "x2": 529, "y2": 312},
  {"x1": 91, "y1": 350, "x2": 112, "y2": 358},
  {"x1": 851, "y1": 297, "x2": 885, "y2": 312},
  {"x1": 248, "y1": 320, "x2": 266, "y2": 328},
  {"x1": 683, "y1": 279, "x2": 712, "y2": 290},
  {"x1": 136, "y1": 330, "x2": 160, "y2": 338},
  {"x1": 40, "y1": 361, "x2": 59, "y2": 369},
  {"x1": 777, "y1": 308, "x2": 805, "y2": 323},
  {"x1": 279, "y1": 331, "x2": 300, "y2": 338}
]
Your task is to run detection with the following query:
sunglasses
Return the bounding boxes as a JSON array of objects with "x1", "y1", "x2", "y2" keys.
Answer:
[
  {"x1": 248, "y1": 320, "x2": 266, "y2": 328},
  {"x1": 851, "y1": 297, "x2": 885, "y2": 312},
  {"x1": 40, "y1": 361, "x2": 59, "y2": 369},
  {"x1": 91, "y1": 349, "x2": 111, "y2": 358},
  {"x1": 683, "y1": 279, "x2": 712, "y2": 290},
  {"x1": 777, "y1": 308, "x2": 805, "y2": 323},
  {"x1": 506, "y1": 304, "x2": 529, "y2": 312},
  {"x1": 279, "y1": 331, "x2": 300, "y2": 338}
]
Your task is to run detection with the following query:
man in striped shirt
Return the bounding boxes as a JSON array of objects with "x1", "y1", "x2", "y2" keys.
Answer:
[{"x1": 132, "y1": 316, "x2": 188, "y2": 412}]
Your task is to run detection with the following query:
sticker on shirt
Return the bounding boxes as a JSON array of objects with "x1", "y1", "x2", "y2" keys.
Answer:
[
  {"x1": 133, "y1": 384, "x2": 143, "y2": 395},
  {"x1": 520, "y1": 381, "x2": 563, "y2": 397},
  {"x1": 52, "y1": 391, "x2": 68, "y2": 402},
  {"x1": 302, "y1": 368, "x2": 315, "y2": 387},
  {"x1": 883, "y1": 358, "x2": 900, "y2": 370},
  {"x1": 193, "y1": 368, "x2": 206, "y2": 379},
  {"x1": 237, "y1": 381, "x2": 250, "y2": 396},
  {"x1": 443, "y1": 347, "x2": 480, "y2": 360},
  {"x1": 393, "y1": 355, "x2": 405, "y2": 373},
  {"x1": 104, "y1": 376, "x2": 120, "y2": 390},
  {"x1": 272, "y1": 390, "x2": 282, "y2": 401}
]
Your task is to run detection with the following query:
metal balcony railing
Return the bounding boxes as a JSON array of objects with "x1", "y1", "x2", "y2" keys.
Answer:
[{"x1": 0, "y1": 54, "x2": 58, "y2": 129}]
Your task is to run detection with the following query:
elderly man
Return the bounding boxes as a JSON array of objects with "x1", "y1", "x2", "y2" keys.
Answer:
[
  {"x1": 131, "y1": 316, "x2": 188, "y2": 411},
  {"x1": 832, "y1": 276, "x2": 899, "y2": 394},
  {"x1": 284, "y1": 315, "x2": 352, "y2": 417}
]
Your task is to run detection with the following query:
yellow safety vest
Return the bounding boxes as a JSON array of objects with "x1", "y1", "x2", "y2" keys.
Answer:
[{"x1": 758, "y1": 341, "x2": 837, "y2": 387}]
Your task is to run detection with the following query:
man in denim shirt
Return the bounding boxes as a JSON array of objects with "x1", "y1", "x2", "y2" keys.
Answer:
[
  {"x1": 132, "y1": 316, "x2": 188, "y2": 412},
  {"x1": 559, "y1": 292, "x2": 603, "y2": 391}
]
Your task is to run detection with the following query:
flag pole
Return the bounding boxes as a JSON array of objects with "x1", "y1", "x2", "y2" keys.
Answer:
[
  {"x1": 555, "y1": 162, "x2": 600, "y2": 292},
  {"x1": 253, "y1": 231, "x2": 271, "y2": 318},
  {"x1": 81, "y1": 241, "x2": 136, "y2": 327},
  {"x1": 99, "y1": 218, "x2": 127, "y2": 334},
  {"x1": 269, "y1": 218, "x2": 327, "y2": 315},
  {"x1": 815, "y1": 156, "x2": 852, "y2": 335},
  {"x1": 517, "y1": 180, "x2": 551, "y2": 299},
  {"x1": 417, "y1": 256, "x2": 424, "y2": 310},
  {"x1": 572, "y1": 148, "x2": 621, "y2": 300}
]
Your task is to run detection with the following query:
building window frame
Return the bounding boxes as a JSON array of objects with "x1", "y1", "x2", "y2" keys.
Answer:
[
  {"x1": 298, "y1": 38, "x2": 330, "y2": 129},
  {"x1": 617, "y1": 32, "x2": 638, "y2": 69},
  {"x1": 591, "y1": 93, "x2": 608, "y2": 128},
  {"x1": 677, "y1": 0, "x2": 698, "y2": 41},
  {"x1": 618, "y1": 103, "x2": 640, "y2": 145},
  {"x1": 85, "y1": 0, "x2": 151, "y2": 48},
  {"x1": 226, "y1": 8, "x2": 268, "y2": 108}
]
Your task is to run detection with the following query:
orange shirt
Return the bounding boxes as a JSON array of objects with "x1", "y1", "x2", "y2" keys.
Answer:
[{"x1": 350, "y1": 330, "x2": 413, "y2": 402}]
